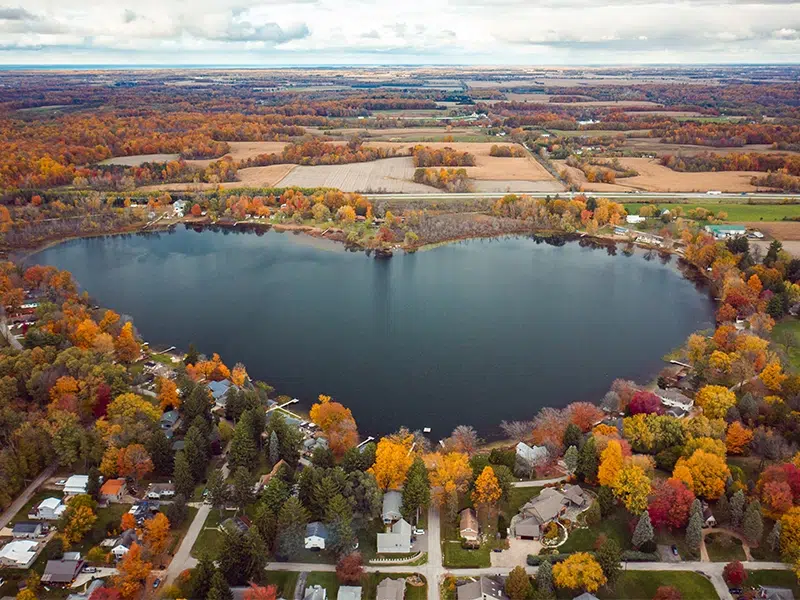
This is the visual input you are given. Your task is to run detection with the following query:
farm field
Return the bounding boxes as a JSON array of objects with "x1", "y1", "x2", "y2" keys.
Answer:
[
  {"x1": 276, "y1": 156, "x2": 435, "y2": 193},
  {"x1": 744, "y1": 221, "x2": 800, "y2": 241},
  {"x1": 623, "y1": 204, "x2": 800, "y2": 222},
  {"x1": 556, "y1": 157, "x2": 762, "y2": 192},
  {"x1": 185, "y1": 140, "x2": 290, "y2": 167},
  {"x1": 99, "y1": 153, "x2": 180, "y2": 166},
  {"x1": 311, "y1": 126, "x2": 496, "y2": 143},
  {"x1": 550, "y1": 129, "x2": 652, "y2": 138},
  {"x1": 137, "y1": 163, "x2": 297, "y2": 192},
  {"x1": 623, "y1": 137, "x2": 799, "y2": 157}
]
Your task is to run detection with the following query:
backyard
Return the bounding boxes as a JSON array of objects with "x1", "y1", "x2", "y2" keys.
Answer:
[
  {"x1": 704, "y1": 532, "x2": 747, "y2": 562},
  {"x1": 557, "y1": 506, "x2": 632, "y2": 553}
]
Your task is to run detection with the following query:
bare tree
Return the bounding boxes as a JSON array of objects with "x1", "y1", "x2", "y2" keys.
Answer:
[
  {"x1": 449, "y1": 425, "x2": 480, "y2": 456},
  {"x1": 500, "y1": 420, "x2": 533, "y2": 443}
]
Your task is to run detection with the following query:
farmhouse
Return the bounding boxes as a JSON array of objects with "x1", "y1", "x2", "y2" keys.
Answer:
[
  {"x1": 377, "y1": 518, "x2": 412, "y2": 554},
  {"x1": 459, "y1": 508, "x2": 479, "y2": 542},
  {"x1": 99, "y1": 478, "x2": 127, "y2": 503},
  {"x1": 376, "y1": 578, "x2": 406, "y2": 600},
  {"x1": 12, "y1": 522, "x2": 43, "y2": 539},
  {"x1": 41, "y1": 557, "x2": 85, "y2": 585},
  {"x1": 457, "y1": 576, "x2": 509, "y2": 600},
  {"x1": 705, "y1": 224, "x2": 746, "y2": 239},
  {"x1": 305, "y1": 522, "x2": 328, "y2": 550},
  {"x1": 382, "y1": 490, "x2": 403, "y2": 524},
  {"x1": 30, "y1": 497, "x2": 66, "y2": 520},
  {"x1": 0, "y1": 540, "x2": 38, "y2": 568},
  {"x1": 63, "y1": 474, "x2": 89, "y2": 495}
]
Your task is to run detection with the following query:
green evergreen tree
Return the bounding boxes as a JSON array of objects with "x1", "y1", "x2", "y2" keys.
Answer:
[
  {"x1": 269, "y1": 431, "x2": 280, "y2": 467},
  {"x1": 313, "y1": 475, "x2": 343, "y2": 520},
  {"x1": 562, "y1": 423, "x2": 582, "y2": 450},
  {"x1": 505, "y1": 565, "x2": 532, "y2": 600},
  {"x1": 716, "y1": 493, "x2": 730, "y2": 525},
  {"x1": 188, "y1": 554, "x2": 216, "y2": 599},
  {"x1": 596, "y1": 537, "x2": 622, "y2": 589},
  {"x1": 184, "y1": 423, "x2": 209, "y2": 481},
  {"x1": 535, "y1": 559, "x2": 554, "y2": 598},
  {"x1": 401, "y1": 457, "x2": 431, "y2": 522},
  {"x1": 147, "y1": 429, "x2": 174, "y2": 476},
  {"x1": 165, "y1": 493, "x2": 188, "y2": 527},
  {"x1": 743, "y1": 500, "x2": 764, "y2": 544},
  {"x1": 632, "y1": 511, "x2": 654, "y2": 549},
  {"x1": 312, "y1": 446, "x2": 335, "y2": 468},
  {"x1": 261, "y1": 477, "x2": 290, "y2": 514},
  {"x1": 207, "y1": 570, "x2": 233, "y2": 600},
  {"x1": 298, "y1": 466, "x2": 318, "y2": 510},
  {"x1": 767, "y1": 521, "x2": 782, "y2": 553},
  {"x1": 228, "y1": 422, "x2": 257, "y2": 471},
  {"x1": 86, "y1": 467, "x2": 101, "y2": 499},
  {"x1": 277, "y1": 496, "x2": 310, "y2": 560},
  {"x1": 731, "y1": 490, "x2": 745, "y2": 528},
  {"x1": 686, "y1": 512, "x2": 703, "y2": 558},
  {"x1": 563, "y1": 445, "x2": 579, "y2": 474},
  {"x1": 232, "y1": 466, "x2": 254, "y2": 511},
  {"x1": 206, "y1": 469, "x2": 228, "y2": 512},
  {"x1": 325, "y1": 494, "x2": 355, "y2": 556},
  {"x1": 584, "y1": 501, "x2": 601, "y2": 526},
  {"x1": 184, "y1": 343, "x2": 199, "y2": 366},
  {"x1": 253, "y1": 504, "x2": 277, "y2": 551},
  {"x1": 576, "y1": 436, "x2": 598, "y2": 483},
  {"x1": 597, "y1": 485, "x2": 615, "y2": 517},
  {"x1": 173, "y1": 451, "x2": 194, "y2": 498}
]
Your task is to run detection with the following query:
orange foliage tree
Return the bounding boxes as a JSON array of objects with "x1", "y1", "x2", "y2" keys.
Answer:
[
  {"x1": 157, "y1": 377, "x2": 179, "y2": 410},
  {"x1": 309, "y1": 395, "x2": 359, "y2": 458},
  {"x1": 114, "y1": 322, "x2": 140, "y2": 363},
  {"x1": 726, "y1": 422, "x2": 753, "y2": 455},
  {"x1": 113, "y1": 543, "x2": 151, "y2": 600},
  {"x1": 116, "y1": 444, "x2": 153, "y2": 487}
]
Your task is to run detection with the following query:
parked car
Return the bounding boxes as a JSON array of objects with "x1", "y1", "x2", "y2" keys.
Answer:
[
  {"x1": 153, "y1": 578, "x2": 162, "y2": 589},
  {"x1": 83, "y1": 566, "x2": 97, "y2": 573},
  {"x1": 55, "y1": 479, "x2": 67, "y2": 486},
  {"x1": 671, "y1": 545, "x2": 679, "y2": 556},
  {"x1": 728, "y1": 588, "x2": 742, "y2": 595},
  {"x1": 413, "y1": 528, "x2": 425, "y2": 535}
]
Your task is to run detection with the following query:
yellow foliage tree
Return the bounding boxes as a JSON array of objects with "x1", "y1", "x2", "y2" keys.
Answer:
[
  {"x1": 157, "y1": 377, "x2": 179, "y2": 410},
  {"x1": 63, "y1": 505, "x2": 97, "y2": 544},
  {"x1": 611, "y1": 463, "x2": 651, "y2": 514},
  {"x1": 781, "y1": 506, "x2": 800, "y2": 562},
  {"x1": 760, "y1": 361, "x2": 788, "y2": 393},
  {"x1": 73, "y1": 318, "x2": 100, "y2": 349},
  {"x1": 100, "y1": 446, "x2": 120, "y2": 478},
  {"x1": 709, "y1": 350, "x2": 733, "y2": 374},
  {"x1": 674, "y1": 450, "x2": 730, "y2": 499},
  {"x1": 309, "y1": 394, "x2": 359, "y2": 457},
  {"x1": 113, "y1": 543, "x2": 152, "y2": 600},
  {"x1": 426, "y1": 451, "x2": 472, "y2": 507},
  {"x1": 473, "y1": 466, "x2": 502, "y2": 507},
  {"x1": 144, "y1": 513, "x2": 171, "y2": 556},
  {"x1": 695, "y1": 385, "x2": 737, "y2": 419},
  {"x1": 552, "y1": 552, "x2": 607, "y2": 593},
  {"x1": 683, "y1": 436, "x2": 727, "y2": 459},
  {"x1": 598, "y1": 440, "x2": 624, "y2": 487},
  {"x1": 369, "y1": 435, "x2": 414, "y2": 490},
  {"x1": 231, "y1": 362, "x2": 248, "y2": 387},
  {"x1": 114, "y1": 322, "x2": 140, "y2": 363},
  {"x1": 725, "y1": 421, "x2": 753, "y2": 455}
]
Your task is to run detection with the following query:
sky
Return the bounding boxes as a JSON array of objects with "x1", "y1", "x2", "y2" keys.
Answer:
[{"x1": 0, "y1": 0, "x2": 799, "y2": 65}]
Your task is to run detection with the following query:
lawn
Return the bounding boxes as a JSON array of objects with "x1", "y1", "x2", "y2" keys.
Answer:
[
  {"x1": 558, "y1": 507, "x2": 632, "y2": 553},
  {"x1": 504, "y1": 487, "x2": 542, "y2": 517},
  {"x1": 443, "y1": 540, "x2": 491, "y2": 568},
  {"x1": 306, "y1": 571, "x2": 340, "y2": 596},
  {"x1": 623, "y1": 203, "x2": 800, "y2": 222},
  {"x1": 772, "y1": 318, "x2": 800, "y2": 372},
  {"x1": 704, "y1": 532, "x2": 747, "y2": 562},
  {"x1": 10, "y1": 490, "x2": 64, "y2": 524},
  {"x1": 72, "y1": 503, "x2": 131, "y2": 555},
  {"x1": 167, "y1": 506, "x2": 199, "y2": 555},
  {"x1": 190, "y1": 508, "x2": 237, "y2": 559},
  {"x1": 263, "y1": 571, "x2": 299, "y2": 598},
  {"x1": 746, "y1": 570, "x2": 799, "y2": 595},
  {"x1": 597, "y1": 571, "x2": 719, "y2": 600},
  {"x1": 655, "y1": 529, "x2": 691, "y2": 561}
]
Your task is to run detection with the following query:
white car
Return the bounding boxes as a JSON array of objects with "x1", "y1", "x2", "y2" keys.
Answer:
[
  {"x1": 55, "y1": 479, "x2": 67, "y2": 486},
  {"x1": 413, "y1": 528, "x2": 425, "y2": 535}
]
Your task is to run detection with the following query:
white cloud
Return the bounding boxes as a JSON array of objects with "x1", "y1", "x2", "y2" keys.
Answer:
[{"x1": 0, "y1": 0, "x2": 798, "y2": 63}]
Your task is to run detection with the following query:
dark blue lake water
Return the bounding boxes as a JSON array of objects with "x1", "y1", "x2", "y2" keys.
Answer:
[{"x1": 33, "y1": 227, "x2": 714, "y2": 437}]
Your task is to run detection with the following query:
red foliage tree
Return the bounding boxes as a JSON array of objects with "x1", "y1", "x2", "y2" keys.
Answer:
[
  {"x1": 244, "y1": 583, "x2": 278, "y2": 600},
  {"x1": 567, "y1": 402, "x2": 605, "y2": 432},
  {"x1": 648, "y1": 478, "x2": 696, "y2": 530},
  {"x1": 653, "y1": 586, "x2": 682, "y2": 600},
  {"x1": 89, "y1": 588, "x2": 123, "y2": 600},
  {"x1": 628, "y1": 391, "x2": 665, "y2": 416},
  {"x1": 336, "y1": 552, "x2": 364, "y2": 585},
  {"x1": 93, "y1": 383, "x2": 112, "y2": 418},
  {"x1": 722, "y1": 561, "x2": 747, "y2": 587}
]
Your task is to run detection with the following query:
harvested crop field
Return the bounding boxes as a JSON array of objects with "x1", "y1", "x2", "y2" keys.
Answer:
[
  {"x1": 186, "y1": 141, "x2": 290, "y2": 168},
  {"x1": 309, "y1": 126, "x2": 490, "y2": 142},
  {"x1": 137, "y1": 164, "x2": 296, "y2": 192},
  {"x1": 623, "y1": 138, "x2": 800, "y2": 157},
  {"x1": 100, "y1": 153, "x2": 180, "y2": 166},
  {"x1": 369, "y1": 141, "x2": 557, "y2": 182},
  {"x1": 275, "y1": 157, "x2": 435, "y2": 193},
  {"x1": 555, "y1": 157, "x2": 762, "y2": 193},
  {"x1": 744, "y1": 221, "x2": 800, "y2": 241}
]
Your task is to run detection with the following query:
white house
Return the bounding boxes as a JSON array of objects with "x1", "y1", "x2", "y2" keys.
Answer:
[
  {"x1": 63, "y1": 475, "x2": 89, "y2": 495},
  {"x1": 111, "y1": 529, "x2": 138, "y2": 560},
  {"x1": 377, "y1": 518, "x2": 412, "y2": 554},
  {"x1": 656, "y1": 388, "x2": 694, "y2": 413},
  {"x1": 172, "y1": 200, "x2": 188, "y2": 217},
  {"x1": 337, "y1": 586, "x2": 362, "y2": 600},
  {"x1": 29, "y1": 497, "x2": 66, "y2": 520},
  {"x1": 305, "y1": 522, "x2": 329, "y2": 550},
  {"x1": 626, "y1": 215, "x2": 646, "y2": 224},
  {"x1": 515, "y1": 442, "x2": 548, "y2": 466},
  {"x1": 0, "y1": 540, "x2": 38, "y2": 568},
  {"x1": 304, "y1": 585, "x2": 327, "y2": 600}
]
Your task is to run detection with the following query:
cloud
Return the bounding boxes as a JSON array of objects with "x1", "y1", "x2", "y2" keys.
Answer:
[{"x1": 0, "y1": 7, "x2": 39, "y2": 20}]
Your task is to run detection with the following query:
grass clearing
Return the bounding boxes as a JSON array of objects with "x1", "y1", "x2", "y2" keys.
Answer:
[
  {"x1": 504, "y1": 487, "x2": 542, "y2": 517},
  {"x1": 596, "y1": 571, "x2": 719, "y2": 599},
  {"x1": 306, "y1": 571, "x2": 340, "y2": 596},
  {"x1": 624, "y1": 202, "x2": 800, "y2": 222},
  {"x1": 772, "y1": 318, "x2": 800, "y2": 372},
  {"x1": 10, "y1": 490, "x2": 64, "y2": 524},
  {"x1": 704, "y1": 532, "x2": 747, "y2": 562},
  {"x1": 263, "y1": 571, "x2": 299, "y2": 598},
  {"x1": 363, "y1": 573, "x2": 427, "y2": 600},
  {"x1": 190, "y1": 508, "x2": 237, "y2": 559},
  {"x1": 443, "y1": 540, "x2": 491, "y2": 568},
  {"x1": 558, "y1": 507, "x2": 632, "y2": 553}
]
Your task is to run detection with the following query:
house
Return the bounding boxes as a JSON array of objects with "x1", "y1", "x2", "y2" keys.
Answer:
[
  {"x1": 147, "y1": 482, "x2": 175, "y2": 499},
  {"x1": 63, "y1": 474, "x2": 89, "y2": 495},
  {"x1": 377, "y1": 518, "x2": 412, "y2": 554},
  {"x1": 222, "y1": 516, "x2": 251, "y2": 534},
  {"x1": 705, "y1": 224, "x2": 746, "y2": 239},
  {"x1": 382, "y1": 490, "x2": 403, "y2": 524},
  {"x1": 376, "y1": 578, "x2": 405, "y2": 600},
  {"x1": 459, "y1": 508, "x2": 479, "y2": 542},
  {"x1": 128, "y1": 500, "x2": 159, "y2": 523},
  {"x1": 254, "y1": 459, "x2": 286, "y2": 493},
  {"x1": 515, "y1": 442, "x2": 549, "y2": 472},
  {"x1": 41, "y1": 558, "x2": 85, "y2": 585},
  {"x1": 303, "y1": 436, "x2": 329, "y2": 456},
  {"x1": 337, "y1": 586, "x2": 362, "y2": 600},
  {"x1": 11, "y1": 522, "x2": 43, "y2": 539},
  {"x1": 614, "y1": 226, "x2": 630, "y2": 236},
  {"x1": 573, "y1": 594, "x2": 601, "y2": 600},
  {"x1": 457, "y1": 576, "x2": 509, "y2": 600},
  {"x1": 111, "y1": 529, "x2": 138, "y2": 560},
  {"x1": 305, "y1": 522, "x2": 329, "y2": 550},
  {"x1": 173, "y1": 200, "x2": 188, "y2": 217},
  {"x1": 99, "y1": 478, "x2": 127, "y2": 503},
  {"x1": 160, "y1": 410, "x2": 182, "y2": 438},
  {"x1": 29, "y1": 497, "x2": 66, "y2": 520},
  {"x1": 208, "y1": 380, "x2": 235, "y2": 407},
  {"x1": 513, "y1": 486, "x2": 585, "y2": 540},
  {"x1": 656, "y1": 388, "x2": 694, "y2": 413},
  {"x1": 759, "y1": 587, "x2": 795, "y2": 600},
  {"x1": 304, "y1": 585, "x2": 327, "y2": 600},
  {"x1": 702, "y1": 504, "x2": 717, "y2": 528},
  {"x1": 626, "y1": 215, "x2": 646, "y2": 224},
  {"x1": 0, "y1": 540, "x2": 38, "y2": 568}
]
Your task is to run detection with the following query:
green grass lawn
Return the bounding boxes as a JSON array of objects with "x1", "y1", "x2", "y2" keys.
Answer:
[
  {"x1": 306, "y1": 571, "x2": 340, "y2": 596},
  {"x1": 504, "y1": 487, "x2": 542, "y2": 517},
  {"x1": 597, "y1": 571, "x2": 719, "y2": 600},
  {"x1": 558, "y1": 507, "x2": 632, "y2": 553},
  {"x1": 623, "y1": 203, "x2": 800, "y2": 222},
  {"x1": 704, "y1": 532, "x2": 747, "y2": 562},
  {"x1": 443, "y1": 540, "x2": 491, "y2": 568},
  {"x1": 746, "y1": 570, "x2": 799, "y2": 595},
  {"x1": 772, "y1": 318, "x2": 800, "y2": 372},
  {"x1": 655, "y1": 529, "x2": 691, "y2": 560},
  {"x1": 72, "y1": 503, "x2": 131, "y2": 555},
  {"x1": 190, "y1": 508, "x2": 237, "y2": 559},
  {"x1": 10, "y1": 490, "x2": 64, "y2": 524},
  {"x1": 167, "y1": 506, "x2": 199, "y2": 555},
  {"x1": 263, "y1": 571, "x2": 299, "y2": 598}
]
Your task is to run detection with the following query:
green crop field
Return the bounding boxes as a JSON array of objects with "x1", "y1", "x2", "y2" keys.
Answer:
[{"x1": 623, "y1": 203, "x2": 800, "y2": 222}]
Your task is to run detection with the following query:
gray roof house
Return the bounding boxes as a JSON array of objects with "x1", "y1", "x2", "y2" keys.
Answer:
[
  {"x1": 12, "y1": 522, "x2": 43, "y2": 539},
  {"x1": 377, "y1": 518, "x2": 412, "y2": 554},
  {"x1": 573, "y1": 594, "x2": 600, "y2": 600},
  {"x1": 41, "y1": 558, "x2": 85, "y2": 584},
  {"x1": 382, "y1": 490, "x2": 403, "y2": 523},
  {"x1": 66, "y1": 579, "x2": 104, "y2": 600},
  {"x1": 160, "y1": 410, "x2": 182, "y2": 438},
  {"x1": 516, "y1": 442, "x2": 549, "y2": 466},
  {"x1": 304, "y1": 585, "x2": 327, "y2": 600},
  {"x1": 305, "y1": 522, "x2": 329, "y2": 550},
  {"x1": 208, "y1": 380, "x2": 234, "y2": 407},
  {"x1": 513, "y1": 486, "x2": 585, "y2": 539},
  {"x1": 457, "y1": 577, "x2": 509, "y2": 600},
  {"x1": 376, "y1": 578, "x2": 405, "y2": 600},
  {"x1": 656, "y1": 388, "x2": 694, "y2": 413},
  {"x1": 759, "y1": 587, "x2": 795, "y2": 600},
  {"x1": 337, "y1": 586, "x2": 362, "y2": 600}
]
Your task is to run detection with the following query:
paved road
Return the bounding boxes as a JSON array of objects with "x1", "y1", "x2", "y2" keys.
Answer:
[
  {"x1": 164, "y1": 503, "x2": 208, "y2": 585},
  {"x1": 0, "y1": 462, "x2": 57, "y2": 529}
]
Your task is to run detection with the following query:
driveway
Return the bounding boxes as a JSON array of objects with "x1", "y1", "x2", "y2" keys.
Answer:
[
  {"x1": 71, "y1": 568, "x2": 118, "y2": 588},
  {"x1": 490, "y1": 538, "x2": 541, "y2": 568}
]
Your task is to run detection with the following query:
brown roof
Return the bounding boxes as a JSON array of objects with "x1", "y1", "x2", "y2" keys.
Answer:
[
  {"x1": 100, "y1": 478, "x2": 125, "y2": 496},
  {"x1": 460, "y1": 508, "x2": 478, "y2": 534}
]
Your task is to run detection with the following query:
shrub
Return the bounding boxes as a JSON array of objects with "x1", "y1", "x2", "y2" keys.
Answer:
[{"x1": 620, "y1": 550, "x2": 660, "y2": 561}]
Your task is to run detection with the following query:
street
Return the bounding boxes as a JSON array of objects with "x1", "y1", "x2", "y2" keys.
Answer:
[{"x1": 0, "y1": 462, "x2": 57, "y2": 529}]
